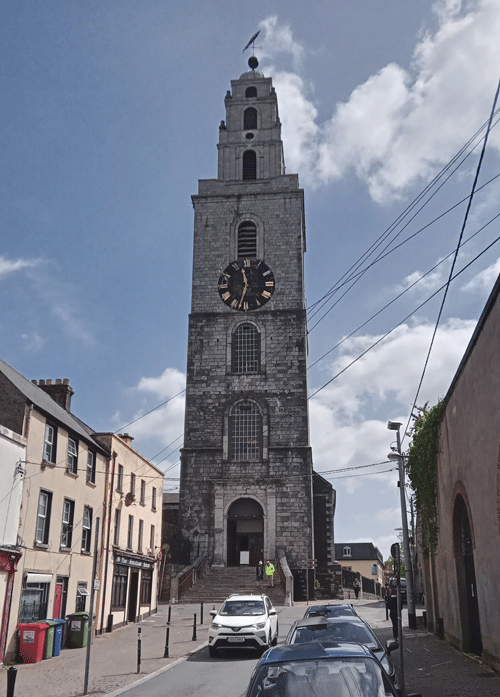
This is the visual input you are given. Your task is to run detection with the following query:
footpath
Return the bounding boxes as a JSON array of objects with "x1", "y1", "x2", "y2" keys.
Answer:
[
  {"x1": 0, "y1": 602, "x2": 209, "y2": 697},
  {"x1": 1, "y1": 598, "x2": 500, "y2": 697}
]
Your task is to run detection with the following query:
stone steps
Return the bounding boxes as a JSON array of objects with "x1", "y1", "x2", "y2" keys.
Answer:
[{"x1": 179, "y1": 565, "x2": 285, "y2": 605}]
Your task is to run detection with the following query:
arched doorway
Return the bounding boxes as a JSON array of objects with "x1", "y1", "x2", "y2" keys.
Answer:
[
  {"x1": 453, "y1": 493, "x2": 482, "y2": 655},
  {"x1": 227, "y1": 498, "x2": 264, "y2": 567}
]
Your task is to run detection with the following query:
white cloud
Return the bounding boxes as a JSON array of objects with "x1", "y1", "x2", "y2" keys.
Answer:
[
  {"x1": 0, "y1": 255, "x2": 42, "y2": 278},
  {"x1": 261, "y1": 0, "x2": 500, "y2": 201},
  {"x1": 462, "y1": 256, "x2": 500, "y2": 294},
  {"x1": 259, "y1": 16, "x2": 305, "y2": 70},
  {"x1": 21, "y1": 332, "x2": 45, "y2": 352}
]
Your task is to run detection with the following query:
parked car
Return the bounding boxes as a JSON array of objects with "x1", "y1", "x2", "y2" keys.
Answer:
[
  {"x1": 285, "y1": 615, "x2": 400, "y2": 692},
  {"x1": 245, "y1": 641, "x2": 422, "y2": 697},
  {"x1": 208, "y1": 594, "x2": 278, "y2": 657},
  {"x1": 303, "y1": 604, "x2": 357, "y2": 619},
  {"x1": 388, "y1": 577, "x2": 407, "y2": 604}
]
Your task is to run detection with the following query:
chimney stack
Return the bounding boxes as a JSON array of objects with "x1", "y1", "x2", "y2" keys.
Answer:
[
  {"x1": 118, "y1": 433, "x2": 134, "y2": 446},
  {"x1": 36, "y1": 378, "x2": 74, "y2": 412}
]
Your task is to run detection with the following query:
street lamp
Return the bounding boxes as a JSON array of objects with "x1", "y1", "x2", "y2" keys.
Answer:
[{"x1": 387, "y1": 421, "x2": 417, "y2": 630}]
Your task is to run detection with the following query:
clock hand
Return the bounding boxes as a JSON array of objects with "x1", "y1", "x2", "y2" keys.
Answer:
[{"x1": 239, "y1": 269, "x2": 249, "y2": 308}]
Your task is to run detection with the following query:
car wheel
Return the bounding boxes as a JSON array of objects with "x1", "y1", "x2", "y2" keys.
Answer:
[
  {"x1": 208, "y1": 645, "x2": 219, "y2": 658},
  {"x1": 272, "y1": 622, "x2": 279, "y2": 646}
]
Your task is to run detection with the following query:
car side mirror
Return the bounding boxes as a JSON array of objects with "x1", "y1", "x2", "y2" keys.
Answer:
[
  {"x1": 386, "y1": 639, "x2": 399, "y2": 653},
  {"x1": 269, "y1": 609, "x2": 277, "y2": 616},
  {"x1": 210, "y1": 610, "x2": 217, "y2": 618}
]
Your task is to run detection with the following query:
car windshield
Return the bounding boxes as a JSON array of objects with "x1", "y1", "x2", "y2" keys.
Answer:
[
  {"x1": 291, "y1": 622, "x2": 378, "y2": 649},
  {"x1": 220, "y1": 600, "x2": 266, "y2": 616},
  {"x1": 248, "y1": 657, "x2": 391, "y2": 697}
]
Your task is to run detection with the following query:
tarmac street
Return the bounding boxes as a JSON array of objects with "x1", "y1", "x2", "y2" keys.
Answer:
[{"x1": 1, "y1": 599, "x2": 500, "y2": 697}]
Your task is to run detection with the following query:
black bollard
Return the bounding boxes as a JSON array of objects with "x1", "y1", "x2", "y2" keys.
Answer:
[
  {"x1": 7, "y1": 666, "x2": 17, "y2": 697},
  {"x1": 192, "y1": 613, "x2": 197, "y2": 641},
  {"x1": 163, "y1": 605, "x2": 171, "y2": 658},
  {"x1": 137, "y1": 627, "x2": 142, "y2": 674},
  {"x1": 200, "y1": 602, "x2": 204, "y2": 625}
]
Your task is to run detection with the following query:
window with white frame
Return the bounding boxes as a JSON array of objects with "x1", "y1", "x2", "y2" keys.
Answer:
[
  {"x1": 44, "y1": 423, "x2": 57, "y2": 463},
  {"x1": 81, "y1": 506, "x2": 92, "y2": 553},
  {"x1": 130, "y1": 473, "x2": 136, "y2": 497},
  {"x1": 67, "y1": 437, "x2": 78, "y2": 474},
  {"x1": 86, "y1": 450, "x2": 96, "y2": 483},
  {"x1": 117, "y1": 464, "x2": 124, "y2": 492},
  {"x1": 114, "y1": 508, "x2": 121, "y2": 546},
  {"x1": 343, "y1": 546, "x2": 352, "y2": 558},
  {"x1": 35, "y1": 490, "x2": 52, "y2": 544},
  {"x1": 127, "y1": 515, "x2": 134, "y2": 550},
  {"x1": 138, "y1": 519, "x2": 143, "y2": 553},
  {"x1": 140, "y1": 479, "x2": 146, "y2": 505},
  {"x1": 60, "y1": 498, "x2": 74, "y2": 548}
]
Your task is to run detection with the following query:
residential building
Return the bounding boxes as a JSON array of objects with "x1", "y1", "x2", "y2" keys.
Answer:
[
  {"x1": 334, "y1": 543, "x2": 384, "y2": 587},
  {"x1": 93, "y1": 432, "x2": 163, "y2": 633},
  {"x1": 0, "y1": 361, "x2": 108, "y2": 662}
]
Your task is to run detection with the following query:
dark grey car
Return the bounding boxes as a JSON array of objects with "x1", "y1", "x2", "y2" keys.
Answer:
[{"x1": 285, "y1": 615, "x2": 401, "y2": 693}]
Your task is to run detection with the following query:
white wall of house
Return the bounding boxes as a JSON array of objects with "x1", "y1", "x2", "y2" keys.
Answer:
[{"x1": 0, "y1": 426, "x2": 26, "y2": 547}]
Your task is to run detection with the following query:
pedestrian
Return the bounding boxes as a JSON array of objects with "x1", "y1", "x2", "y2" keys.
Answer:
[
  {"x1": 256, "y1": 560, "x2": 264, "y2": 588},
  {"x1": 353, "y1": 578, "x2": 361, "y2": 600},
  {"x1": 386, "y1": 586, "x2": 398, "y2": 638},
  {"x1": 265, "y1": 560, "x2": 275, "y2": 587}
]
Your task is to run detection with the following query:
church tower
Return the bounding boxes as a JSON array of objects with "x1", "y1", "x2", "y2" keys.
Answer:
[{"x1": 179, "y1": 57, "x2": 314, "y2": 572}]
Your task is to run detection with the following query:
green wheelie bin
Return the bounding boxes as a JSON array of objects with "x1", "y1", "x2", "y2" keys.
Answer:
[
  {"x1": 66, "y1": 612, "x2": 89, "y2": 648},
  {"x1": 42, "y1": 620, "x2": 57, "y2": 658}
]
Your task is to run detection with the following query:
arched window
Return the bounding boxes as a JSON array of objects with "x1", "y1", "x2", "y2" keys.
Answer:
[
  {"x1": 231, "y1": 401, "x2": 262, "y2": 461},
  {"x1": 237, "y1": 221, "x2": 257, "y2": 258},
  {"x1": 232, "y1": 323, "x2": 260, "y2": 373},
  {"x1": 244, "y1": 107, "x2": 257, "y2": 129},
  {"x1": 245, "y1": 86, "x2": 257, "y2": 98},
  {"x1": 343, "y1": 546, "x2": 352, "y2": 558},
  {"x1": 243, "y1": 150, "x2": 257, "y2": 180}
]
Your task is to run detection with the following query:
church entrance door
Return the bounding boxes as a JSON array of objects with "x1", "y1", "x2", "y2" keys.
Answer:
[{"x1": 227, "y1": 498, "x2": 264, "y2": 567}]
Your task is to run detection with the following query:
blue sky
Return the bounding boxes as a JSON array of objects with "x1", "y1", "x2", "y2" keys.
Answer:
[{"x1": 2, "y1": 0, "x2": 500, "y2": 559}]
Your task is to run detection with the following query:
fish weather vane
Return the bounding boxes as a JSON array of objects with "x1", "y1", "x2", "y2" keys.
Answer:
[
  {"x1": 243, "y1": 30, "x2": 261, "y2": 70},
  {"x1": 243, "y1": 30, "x2": 260, "y2": 54}
]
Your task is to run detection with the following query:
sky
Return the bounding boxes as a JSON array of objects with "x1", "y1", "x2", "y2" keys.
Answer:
[{"x1": 2, "y1": 0, "x2": 500, "y2": 561}]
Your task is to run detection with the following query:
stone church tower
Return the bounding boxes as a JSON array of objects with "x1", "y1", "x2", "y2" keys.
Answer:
[{"x1": 179, "y1": 58, "x2": 316, "y2": 572}]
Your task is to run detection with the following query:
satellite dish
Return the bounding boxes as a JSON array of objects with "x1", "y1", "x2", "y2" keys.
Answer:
[{"x1": 124, "y1": 492, "x2": 134, "y2": 507}]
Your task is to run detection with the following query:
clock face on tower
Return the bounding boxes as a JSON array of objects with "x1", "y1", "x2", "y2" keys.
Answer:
[{"x1": 218, "y1": 259, "x2": 275, "y2": 311}]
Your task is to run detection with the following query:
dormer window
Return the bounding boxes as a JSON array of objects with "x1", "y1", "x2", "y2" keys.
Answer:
[
  {"x1": 244, "y1": 107, "x2": 257, "y2": 130},
  {"x1": 343, "y1": 546, "x2": 352, "y2": 557},
  {"x1": 245, "y1": 86, "x2": 257, "y2": 98}
]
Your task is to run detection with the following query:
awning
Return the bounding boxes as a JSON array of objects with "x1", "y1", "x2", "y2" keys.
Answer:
[{"x1": 25, "y1": 573, "x2": 53, "y2": 584}]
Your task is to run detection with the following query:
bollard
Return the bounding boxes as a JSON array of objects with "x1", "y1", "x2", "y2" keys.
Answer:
[
  {"x1": 7, "y1": 666, "x2": 17, "y2": 697},
  {"x1": 163, "y1": 604, "x2": 172, "y2": 658},
  {"x1": 192, "y1": 613, "x2": 197, "y2": 641},
  {"x1": 137, "y1": 627, "x2": 142, "y2": 674},
  {"x1": 200, "y1": 602, "x2": 204, "y2": 625}
]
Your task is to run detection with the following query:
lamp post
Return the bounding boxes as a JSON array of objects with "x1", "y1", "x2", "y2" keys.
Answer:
[{"x1": 387, "y1": 421, "x2": 417, "y2": 630}]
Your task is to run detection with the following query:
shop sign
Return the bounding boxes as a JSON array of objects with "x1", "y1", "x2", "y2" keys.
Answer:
[{"x1": 115, "y1": 555, "x2": 153, "y2": 570}]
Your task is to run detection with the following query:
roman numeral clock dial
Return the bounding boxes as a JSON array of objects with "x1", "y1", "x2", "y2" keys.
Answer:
[{"x1": 218, "y1": 259, "x2": 275, "y2": 311}]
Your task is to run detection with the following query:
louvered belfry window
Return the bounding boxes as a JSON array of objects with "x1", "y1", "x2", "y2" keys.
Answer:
[
  {"x1": 238, "y1": 221, "x2": 257, "y2": 258},
  {"x1": 233, "y1": 323, "x2": 260, "y2": 373},
  {"x1": 243, "y1": 150, "x2": 257, "y2": 180},
  {"x1": 244, "y1": 107, "x2": 257, "y2": 129},
  {"x1": 231, "y1": 401, "x2": 261, "y2": 461}
]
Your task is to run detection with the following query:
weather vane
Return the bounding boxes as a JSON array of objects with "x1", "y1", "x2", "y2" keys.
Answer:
[{"x1": 243, "y1": 30, "x2": 261, "y2": 70}]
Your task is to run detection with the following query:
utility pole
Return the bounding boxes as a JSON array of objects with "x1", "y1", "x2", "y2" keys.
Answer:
[
  {"x1": 387, "y1": 422, "x2": 417, "y2": 630},
  {"x1": 84, "y1": 516, "x2": 100, "y2": 695}
]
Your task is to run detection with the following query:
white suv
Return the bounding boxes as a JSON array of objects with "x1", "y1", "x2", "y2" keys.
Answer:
[{"x1": 208, "y1": 594, "x2": 279, "y2": 657}]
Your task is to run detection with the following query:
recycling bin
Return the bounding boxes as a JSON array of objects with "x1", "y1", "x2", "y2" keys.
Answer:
[
  {"x1": 42, "y1": 620, "x2": 56, "y2": 659},
  {"x1": 45, "y1": 618, "x2": 66, "y2": 656},
  {"x1": 66, "y1": 612, "x2": 89, "y2": 648},
  {"x1": 17, "y1": 622, "x2": 49, "y2": 663}
]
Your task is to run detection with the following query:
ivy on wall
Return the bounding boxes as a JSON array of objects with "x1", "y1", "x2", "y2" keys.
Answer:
[{"x1": 406, "y1": 400, "x2": 444, "y2": 554}]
